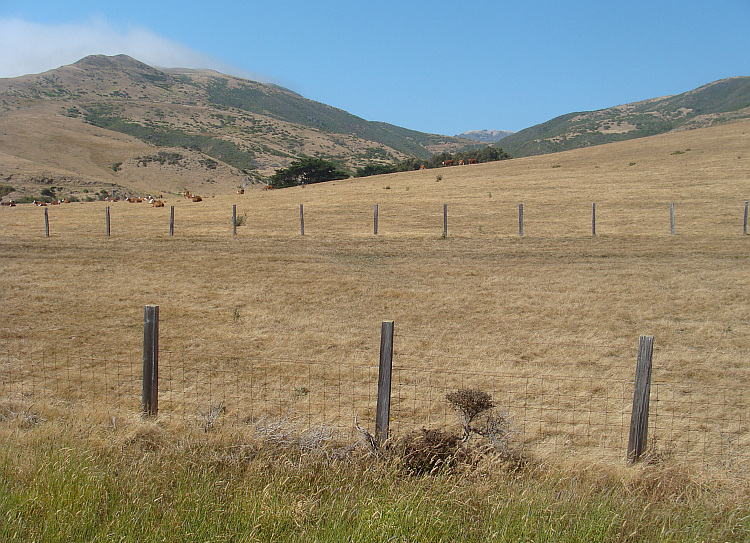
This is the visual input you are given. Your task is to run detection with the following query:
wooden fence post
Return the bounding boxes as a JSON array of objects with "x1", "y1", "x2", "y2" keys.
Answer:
[
  {"x1": 518, "y1": 203, "x2": 524, "y2": 237},
  {"x1": 374, "y1": 204, "x2": 378, "y2": 235},
  {"x1": 44, "y1": 208, "x2": 49, "y2": 237},
  {"x1": 375, "y1": 320, "x2": 394, "y2": 448},
  {"x1": 142, "y1": 304, "x2": 159, "y2": 417},
  {"x1": 169, "y1": 206, "x2": 174, "y2": 236},
  {"x1": 299, "y1": 204, "x2": 305, "y2": 236},
  {"x1": 743, "y1": 201, "x2": 748, "y2": 235},
  {"x1": 443, "y1": 203, "x2": 448, "y2": 238},
  {"x1": 592, "y1": 202, "x2": 596, "y2": 236},
  {"x1": 627, "y1": 335, "x2": 654, "y2": 463},
  {"x1": 670, "y1": 203, "x2": 675, "y2": 235},
  {"x1": 233, "y1": 204, "x2": 237, "y2": 236},
  {"x1": 106, "y1": 206, "x2": 111, "y2": 237}
]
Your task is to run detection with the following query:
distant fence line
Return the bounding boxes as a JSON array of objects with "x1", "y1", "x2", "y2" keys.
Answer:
[
  {"x1": 28, "y1": 200, "x2": 750, "y2": 238},
  {"x1": 2, "y1": 309, "x2": 748, "y2": 473}
]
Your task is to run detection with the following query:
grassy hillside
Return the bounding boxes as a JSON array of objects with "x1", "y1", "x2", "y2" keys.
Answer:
[
  {"x1": 0, "y1": 55, "x2": 480, "y2": 200},
  {"x1": 500, "y1": 77, "x2": 750, "y2": 157}
]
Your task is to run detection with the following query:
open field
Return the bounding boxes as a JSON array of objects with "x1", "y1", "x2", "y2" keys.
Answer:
[{"x1": 2, "y1": 120, "x2": 750, "y2": 472}]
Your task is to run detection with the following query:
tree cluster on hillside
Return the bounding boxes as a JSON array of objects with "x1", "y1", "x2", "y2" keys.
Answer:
[
  {"x1": 269, "y1": 157, "x2": 350, "y2": 188},
  {"x1": 354, "y1": 146, "x2": 511, "y2": 178}
]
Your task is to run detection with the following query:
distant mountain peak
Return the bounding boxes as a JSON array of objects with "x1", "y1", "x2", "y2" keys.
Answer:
[{"x1": 456, "y1": 129, "x2": 514, "y2": 143}]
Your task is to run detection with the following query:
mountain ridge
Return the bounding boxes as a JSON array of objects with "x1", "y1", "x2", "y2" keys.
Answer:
[
  {"x1": 498, "y1": 76, "x2": 750, "y2": 157},
  {"x1": 0, "y1": 54, "x2": 482, "y2": 198}
]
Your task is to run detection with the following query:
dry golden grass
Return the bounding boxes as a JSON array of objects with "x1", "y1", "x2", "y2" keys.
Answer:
[{"x1": 2, "y1": 120, "x2": 749, "y2": 472}]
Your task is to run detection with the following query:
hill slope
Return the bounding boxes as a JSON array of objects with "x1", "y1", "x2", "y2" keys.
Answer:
[
  {"x1": 0, "y1": 54, "x2": 478, "y2": 199},
  {"x1": 499, "y1": 77, "x2": 750, "y2": 157}
]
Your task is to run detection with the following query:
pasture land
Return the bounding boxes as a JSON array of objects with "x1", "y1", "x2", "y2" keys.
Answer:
[{"x1": 1, "y1": 120, "x2": 750, "y2": 471}]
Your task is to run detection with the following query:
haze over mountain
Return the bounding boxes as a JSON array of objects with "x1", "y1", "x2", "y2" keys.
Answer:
[{"x1": 455, "y1": 130, "x2": 514, "y2": 143}]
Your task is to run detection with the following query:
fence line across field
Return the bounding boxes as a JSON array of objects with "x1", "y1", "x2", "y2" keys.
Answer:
[
  {"x1": 3, "y1": 312, "x2": 748, "y2": 472},
  {"x1": 33, "y1": 200, "x2": 750, "y2": 238}
]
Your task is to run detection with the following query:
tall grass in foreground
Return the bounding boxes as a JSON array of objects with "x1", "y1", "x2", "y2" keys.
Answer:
[{"x1": 1, "y1": 420, "x2": 748, "y2": 542}]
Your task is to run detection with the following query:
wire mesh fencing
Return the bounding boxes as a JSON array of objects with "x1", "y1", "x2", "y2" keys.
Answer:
[{"x1": 1, "y1": 333, "x2": 748, "y2": 473}]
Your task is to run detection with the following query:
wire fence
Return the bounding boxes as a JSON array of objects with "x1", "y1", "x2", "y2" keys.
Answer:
[{"x1": 1, "y1": 332, "x2": 748, "y2": 473}]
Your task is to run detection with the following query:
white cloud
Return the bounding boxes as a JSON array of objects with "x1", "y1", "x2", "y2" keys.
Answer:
[{"x1": 0, "y1": 17, "x2": 268, "y2": 81}]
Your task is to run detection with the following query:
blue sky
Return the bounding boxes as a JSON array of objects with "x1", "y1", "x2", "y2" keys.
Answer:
[{"x1": 1, "y1": 1, "x2": 749, "y2": 136}]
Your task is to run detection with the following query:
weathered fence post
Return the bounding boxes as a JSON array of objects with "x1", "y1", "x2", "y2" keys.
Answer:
[
  {"x1": 106, "y1": 206, "x2": 111, "y2": 237},
  {"x1": 44, "y1": 208, "x2": 49, "y2": 237},
  {"x1": 375, "y1": 320, "x2": 394, "y2": 448},
  {"x1": 443, "y1": 203, "x2": 448, "y2": 238},
  {"x1": 374, "y1": 204, "x2": 379, "y2": 235},
  {"x1": 232, "y1": 204, "x2": 237, "y2": 236},
  {"x1": 592, "y1": 202, "x2": 596, "y2": 236},
  {"x1": 299, "y1": 204, "x2": 305, "y2": 236},
  {"x1": 169, "y1": 206, "x2": 174, "y2": 236},
  {"x1": 627, "y1": 335, "x2": 654, "y2": 463},
  {"x1": 670, "y1": 203, "x2": 675, "y2": 235},
  {"x1": 518, "y1": 203, "x2": 524, "y2": 237},
  {"x1": 743, "y1": 201, "x2": 748, "y2": 235},
  {"x1": 142, "y1": 304, "x2": 159, "y2": 417}
]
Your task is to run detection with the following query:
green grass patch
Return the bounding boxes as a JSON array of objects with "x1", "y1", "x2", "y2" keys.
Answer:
[{"x1": 1, "y1": 427, "x2": 748, "y2": 542}]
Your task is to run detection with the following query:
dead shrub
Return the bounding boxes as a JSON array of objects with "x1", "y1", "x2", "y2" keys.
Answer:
[{"x1": 394, "y1": 428, "x2": 462, "y2": 475}]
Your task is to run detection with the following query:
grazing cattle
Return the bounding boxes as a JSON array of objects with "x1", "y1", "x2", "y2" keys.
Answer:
[
  {"x1": 458, "y1": 159, "x2": 465, "y2": 166},
  {"x1": 152, "y1": 200, "x2": 165, "y2": 207},
  {"x1": 419, "y1": 164, "x2": 426, "y2": 170},
  {"x1": 237, "y1": 189, "x2": 244, "y2": 194},
  {"x1": 442, "y1": 160, "x2": 454, "y2": 166},
  {"x1": 263, "y1": 184, "x2": 274, "y2": 190},
  {"x1": 192, "y1": 195, "x2": 202, "y2": 202},
  {"x1": 468, "y1": 158, "x2": 478, "y2": 165}
]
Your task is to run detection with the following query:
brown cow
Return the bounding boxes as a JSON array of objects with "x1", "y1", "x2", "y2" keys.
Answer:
[
  {"x1": 443, "y1": 160, "x2": 454, "y2": 166},
  {"x1": 192, "y1": 195, "x2": 202, "y2": 202},
  {"x1": 458, "y1": 159, "x2": 465, "y2": 166},
  {"x1": 152, "y1": 200, "x2": 165, "y2": 207},
  {"x1": 237, "y1": 189, "x2": 244, "y2": 194},
  {"x1": 468, "y1": 158, "x2": 478, "y2": 165}
]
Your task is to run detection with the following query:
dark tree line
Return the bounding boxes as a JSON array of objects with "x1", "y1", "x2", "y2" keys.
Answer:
[
  {"x1": 268, "y1": 146, "x2": 512, "y2": 188},
  {"x1": 269, "y1": 157, "x2": 349, "y2": 188},
  {"x1": 354, "y1": 146, "x2": 511, "y2": 178}
]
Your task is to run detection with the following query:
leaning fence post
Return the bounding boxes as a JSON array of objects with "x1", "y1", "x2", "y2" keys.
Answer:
[
  {"x1": 627, "y1": 335, "x2": 654, "y2": 463},
  {"x1": 142, "y1": 304, "x2": 159, "y2": 417},
  {"x1": 233, "y1": 204, "x2": 237, "y2": 236},
  {"x1": 375, "y1": 320, "x2": 394, "y2": 448}
]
